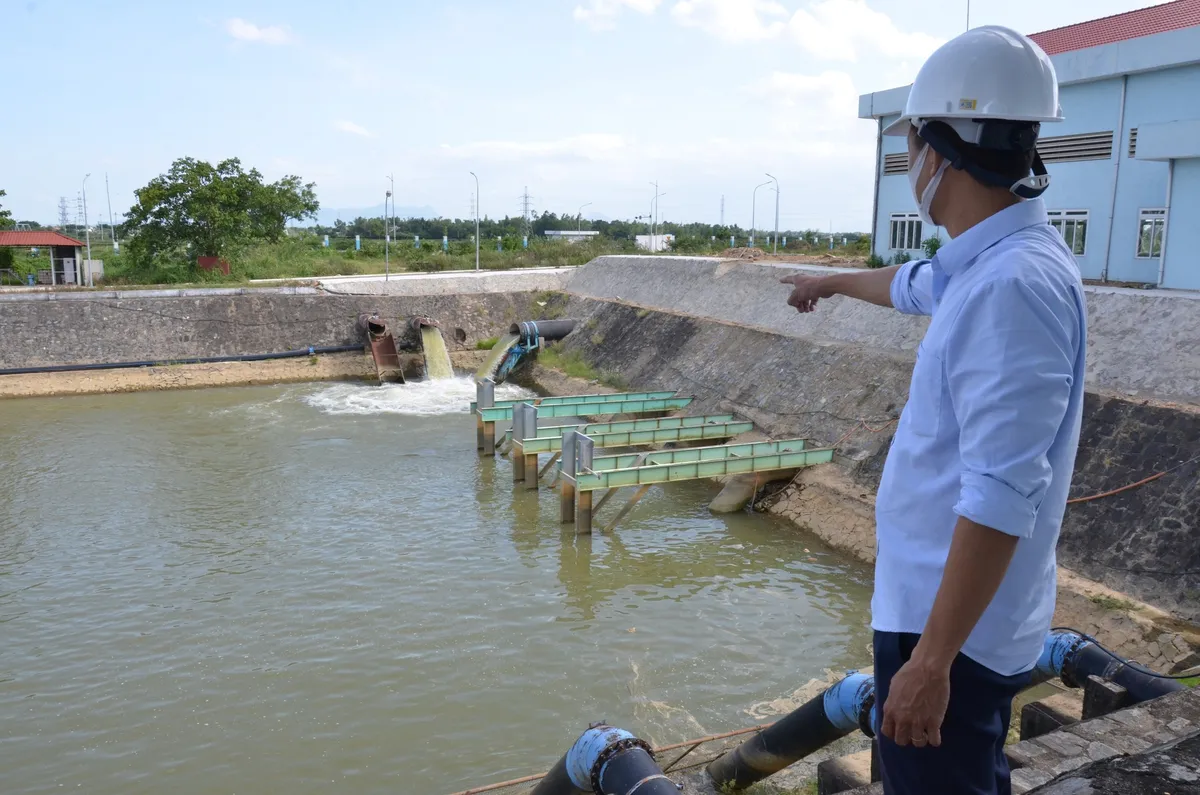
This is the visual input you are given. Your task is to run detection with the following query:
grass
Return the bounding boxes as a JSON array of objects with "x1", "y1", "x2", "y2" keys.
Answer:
[
  {"x1": 1089, "y1": 594, "x2": 1136, "y2": 612},
  {"x1": 85, "y1": 234, "x2": 637, "y2": 286},
  {"x1": 1182, "y1": 676, "x2": 1200, "y2": 687},
  {"x1": 475, "y1": 337, "x2": 499, "y2": 351},
  {"x1": 536, "y1": 344, "x2": 627, "y2": 389}
]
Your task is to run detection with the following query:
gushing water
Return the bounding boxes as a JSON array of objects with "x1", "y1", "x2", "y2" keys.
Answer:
[
  {"x1": 420, "y1": 326, "x2": 455, "y2": 380},
  {"x1": 304, "y1": 377, "x2": 532, "y2": 416},
  {"x1": 475, "y1": 332, "x2": 521, "y2": 382}
]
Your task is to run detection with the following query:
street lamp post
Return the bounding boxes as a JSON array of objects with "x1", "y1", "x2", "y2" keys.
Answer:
[
  {"x1": 766, "y1": 173, "x2": 780, "y2": 254},
  {"x1": 751, "y1": 180, "x2": 770, "y2": 248},
  {"x1": 470, "y1": 172, "x2": 480, "y2": 271},
  {"x1": 82, "y1": 173, "x2": 92, "y2": 286},
  {"x1": 577, "y1": 202, "x2": 591, "y2": 232}
]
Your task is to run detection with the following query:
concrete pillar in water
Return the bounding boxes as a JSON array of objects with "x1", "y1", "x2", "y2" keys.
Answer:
[
  {"x1": 560, "y1": 429, "x2": 577, "y2": 524},
  {"x1": 524, "y1": 453, "x2": 539, "y2": 490},
  {"x1": 709, "y1": 473, "x2": 760, "y2": 513},
  {"x1": 478, "y1": 379, "x2": 496, "y2": 456},
  {"x1": 577, "y1": 490, "x2": 593, "y2": 535},
  {"x1": 512, "y1": 403, "x2": 533, "y2": 486}
]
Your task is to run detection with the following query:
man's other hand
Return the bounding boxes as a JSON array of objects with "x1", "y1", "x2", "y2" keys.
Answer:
[{"x1": 880, "y1": 658, "x2": 951, "y2": 748}]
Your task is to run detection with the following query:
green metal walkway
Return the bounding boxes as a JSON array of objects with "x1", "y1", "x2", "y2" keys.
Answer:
[{"x1": 557, "y1": 430, "x2": 834, "y2": 534}]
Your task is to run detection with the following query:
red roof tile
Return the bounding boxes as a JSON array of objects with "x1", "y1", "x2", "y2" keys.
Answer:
[
  {"x1": 0, "y1": 230, "x2": 86, "y2": 248},
  {"x1": 1030, "y1": 0, "x2": 1200, "y2": 55}
]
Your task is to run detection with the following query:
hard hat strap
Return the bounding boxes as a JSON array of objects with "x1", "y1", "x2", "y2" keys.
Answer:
[{"x1": 918, "y1": 122, "x2": 1051, "y2": 199}]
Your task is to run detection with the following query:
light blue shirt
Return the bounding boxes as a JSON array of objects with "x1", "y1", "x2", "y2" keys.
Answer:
[{"x1": 873, "y1": 198, "x2": 1087, "y2": 676}]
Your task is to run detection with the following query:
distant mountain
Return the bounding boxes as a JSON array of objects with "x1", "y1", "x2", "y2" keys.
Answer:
[{"x1": 315, "y1": 203, "x2": 438, "y2": 226}]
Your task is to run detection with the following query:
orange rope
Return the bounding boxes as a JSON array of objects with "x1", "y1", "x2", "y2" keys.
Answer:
[
  {"x1": 1067, "y1": 471, "x2": 1167, "y2": 505},
  {"x1": 832, "y1": 417, "x2": 897, "y2": 449}
]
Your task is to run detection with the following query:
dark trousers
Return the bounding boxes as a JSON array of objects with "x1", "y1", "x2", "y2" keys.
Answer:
[{"x1": 873, "y1": 631, "x2": 1030, "y2": 795}]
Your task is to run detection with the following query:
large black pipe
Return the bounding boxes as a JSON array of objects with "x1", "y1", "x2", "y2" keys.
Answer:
[
  {"x1": 0, "y1": 344, "x2": 364, "y2": 377},
  {"x1": 510, "y1": 320, "x2": 576, "y2": 346},
  {"x1": 707, "y1": 673, "x2": 874, "y2": 791},
  {"x1": 530, "y1": 725, "x2": 676, "y2": 795},
  {"x1": 1035, "y1": 630, "x2": 1186, "y2": 702}
]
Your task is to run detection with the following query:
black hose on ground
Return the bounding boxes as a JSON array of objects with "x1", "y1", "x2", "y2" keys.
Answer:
[{"x1": 0, "y1": 344, "x2": 364, "y2": 377}]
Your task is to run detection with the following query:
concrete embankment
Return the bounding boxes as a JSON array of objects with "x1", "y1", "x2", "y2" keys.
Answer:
[{"x1": 0, "y1": 273, "x2": 567, "y2": 397}]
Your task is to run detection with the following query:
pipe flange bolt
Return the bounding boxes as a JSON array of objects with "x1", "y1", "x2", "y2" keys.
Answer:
[{"x1": 591, "y1": 736, "x2": 654, "y2": 794}]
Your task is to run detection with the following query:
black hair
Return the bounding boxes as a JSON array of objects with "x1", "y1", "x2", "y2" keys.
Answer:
[{"x1": 922, "y1": 120, "x2": 1037, "y2": 185}]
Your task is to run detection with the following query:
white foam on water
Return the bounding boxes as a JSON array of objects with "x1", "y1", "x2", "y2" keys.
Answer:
[{"x1": 303, "y1": 378, "x2": 534, "y2": 417}]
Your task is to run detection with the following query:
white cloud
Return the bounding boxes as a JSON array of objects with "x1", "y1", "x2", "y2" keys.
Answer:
[
  {"x1": 333, "y1": 120, "x2": 374, "y2": 138},
  {"x1": 225, "y1": 18, "x2": 293, "y2": 45},
  {"x1": 573, "y1": 0, "x2": 662, "y2": 31},
  {"x1": 670, "y1": 0, "x2": 788, "y2": 42},
  {"x1": 438, "y1": 134, "x2": 626, "y2": 162},
  {"x1": 786, "y1": 0, "x2": 942, "y2": 61}
]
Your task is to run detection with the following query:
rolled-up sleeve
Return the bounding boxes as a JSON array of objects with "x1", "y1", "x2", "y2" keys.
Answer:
[
  {"x1": 890, "y1": 259, "x2": 935, "y2": 316},
  {"x1": 943, "y1": 277, "x2": 1079, "y2": 538}
]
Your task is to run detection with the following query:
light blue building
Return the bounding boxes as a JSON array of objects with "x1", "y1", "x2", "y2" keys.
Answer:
[{"x1": 859, "y1": 0, "x2": 1200, "y2": 290}]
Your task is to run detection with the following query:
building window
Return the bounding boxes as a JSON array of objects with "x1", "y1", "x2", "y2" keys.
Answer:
[
  {"x1": 1048, "y1": 210, "x2": 1089, "y2": 255},
  {"x1": 1137, "y1": 209, "x2": 1167, "y2": 258},
  {"x1": 889, "y1": 214, "x2": 922, "y2": 251}
]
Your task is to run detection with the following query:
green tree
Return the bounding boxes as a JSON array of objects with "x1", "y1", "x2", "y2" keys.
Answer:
[
  {"x1": 121, "y1": 158, "x2": 318, "y2": 266},
  {"x1": 0, "y1": 189, "x2": 13, "y2": 229}
]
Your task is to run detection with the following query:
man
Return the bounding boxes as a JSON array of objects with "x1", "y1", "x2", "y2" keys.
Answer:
[{"x1": 781, "y1": 26, "x2": 1086, "y2": 795}]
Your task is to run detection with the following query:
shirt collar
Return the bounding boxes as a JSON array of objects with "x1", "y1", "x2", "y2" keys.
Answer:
[{"x1": 932, "y1": 198, "x2": 1049, "y2": 277}]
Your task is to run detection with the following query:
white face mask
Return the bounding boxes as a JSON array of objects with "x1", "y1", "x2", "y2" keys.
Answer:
[{"x1": 909, "y1": 142, "x2": 949, "y2": 229}]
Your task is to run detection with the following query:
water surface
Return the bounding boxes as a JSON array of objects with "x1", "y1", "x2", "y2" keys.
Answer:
[{"x1": 0, "y1": 381, "x2": 872, "y2": 794}]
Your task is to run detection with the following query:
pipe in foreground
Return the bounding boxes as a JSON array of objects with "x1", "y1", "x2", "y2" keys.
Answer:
[
  {"x1": 0, "y1": 344, "x2": 364, "y2": 377},
  {"x1": 706, "y1": 672, "x2": 875, "y2": 791},
  {"x1": 530, "y1": 724, "x2": 676, "y2": 795},
  {"x1": 1034, "y1": 629, "x2": 1185, "y2": 703}
]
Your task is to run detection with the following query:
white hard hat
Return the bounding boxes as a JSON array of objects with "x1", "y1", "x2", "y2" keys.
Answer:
[{"x1": 884, "y1": 25, "x2": 1063, "y2": 142}]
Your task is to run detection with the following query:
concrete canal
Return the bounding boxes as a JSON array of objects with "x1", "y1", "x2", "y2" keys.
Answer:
[{"x1": 0, "y1": 381, "x2": 873, "y2": 794}]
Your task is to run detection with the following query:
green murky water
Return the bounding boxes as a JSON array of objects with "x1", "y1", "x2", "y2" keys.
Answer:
[
  {"x1": 0, "y1": 381, "x2": 873, "y2": 794},
  {"x1": 419, "y1": 327, "x2": 454, "y2": 380}
]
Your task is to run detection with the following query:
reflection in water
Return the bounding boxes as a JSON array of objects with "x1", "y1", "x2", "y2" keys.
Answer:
[{"x1": 0, "y1": 384, "x2": 872, "y2": 795}]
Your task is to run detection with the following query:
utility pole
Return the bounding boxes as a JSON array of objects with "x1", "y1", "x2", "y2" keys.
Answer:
[
  {"x1": 82, "y1": 173, "x2": 92, "y2": 286},
  {"x1": 58, "y1": 197, "x2": 70, "y2": 228},
  {"x1": 519, "y1": 186, "x2": 534, "y2": 237},
  {"x1": 966, "y1": 0, "x2": 971, "y2": 29},
  {"x1": 105, "y1": 173, "x2": 117, "y2": 248},
  {"x1": 577, "y1": 202, "x2": 591, "y2": 232},
  {"x1": 470, "y1": 171, "x2": 480, "y2": 271},
  {"x1": 720, "y1": 195, "x2": 725, "y2": 226},
  {"x1": 751, "y1": 180, "x2": 770, "y2": 247},
  {"x1": 766, "y1": 173, "x2": 780, "y2": 254},
  {"x1": 384, "y1": 177, "x2": 392, "y2": 282}
]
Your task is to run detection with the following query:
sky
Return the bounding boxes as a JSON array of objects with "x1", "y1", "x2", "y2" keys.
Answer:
[{"x1": 2, "y1": 0, "x2": 1168, "y2": 231}]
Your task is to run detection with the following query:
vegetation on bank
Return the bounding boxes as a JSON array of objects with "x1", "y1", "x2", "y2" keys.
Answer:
[
  {"x1": 2, "y1": 155, "x2": 871, "y2": 285},
  {"x1": 537, "y1": 343, "x2": 627, "y2": 390}
]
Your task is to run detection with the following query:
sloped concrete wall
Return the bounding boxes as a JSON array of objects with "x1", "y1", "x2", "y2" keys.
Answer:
[{"x1": 566, "y1": 255, "x2": 1200, "y2": 405}]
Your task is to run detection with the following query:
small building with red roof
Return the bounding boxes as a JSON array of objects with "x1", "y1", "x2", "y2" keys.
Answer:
[
  {"x1": 858, "y1": 0, "x2": 1200, "y2": 290},
  {"x1": 0, "y1": 230, "x2": 93, "y2": 286}
]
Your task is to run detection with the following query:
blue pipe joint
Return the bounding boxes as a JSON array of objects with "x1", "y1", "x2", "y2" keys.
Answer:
[
  {"x1": 823, "y1": 673, "x2": 876, "y2": 737},
  {"x1": 1036, "y1": 630, "x2": 1091, "y2": 686},
  {"x1": 565, "y1": 725, "x2": 636, "y2": 791}
]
